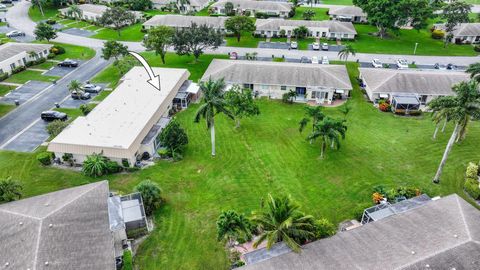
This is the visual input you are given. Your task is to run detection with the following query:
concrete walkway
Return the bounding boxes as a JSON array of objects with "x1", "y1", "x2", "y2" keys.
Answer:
[{"x1": 6, "y1": 0, "x2": 480, "y2": 65}]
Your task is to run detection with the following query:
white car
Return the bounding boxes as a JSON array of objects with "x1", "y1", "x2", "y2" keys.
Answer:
[
  {"x1": 321, "y1": 43, "x2": 329, "y2": 51},
  {"x1": 6, "y1": 30, "x2": 25, "y2": 38},
  {"x1": 290, "y1": 41, "x2": 298, "y2": 49},
  {"x1": 321, "y1": 56, "x2": 329, "y2": 65},
  {"x1": 396, "y1": 58, "x2": 409, "y2": 69},
  {"x1": 371, "y1": 59, "x2": 383, "y2": 68},
  {"x1": 311, "y1": 56, "x2": 319, "y2": 64},
  {"x1": 312, "y1": 42, "x2": 320, "y2": 50},
  {"x1": 0, "y1": 4, "x2": 7, "y2": 10}
]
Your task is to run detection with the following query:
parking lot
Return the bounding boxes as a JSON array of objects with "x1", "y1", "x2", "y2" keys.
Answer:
[
  {"x1": 1, "y1": 120, "x2": 49, "y2": 152},
  {"x1": 0, "y1": 81, "x2": 51, "y2": 105},
  {"x1": 258, "y1": 41, "x2": 291, "y2": 50},
  {"x1": 44, "y1": 61, "x2": 84, "y2": 77},
  {"x1": 61, "y1": 28, "x2": 96, "y2": 37},
  {"x1": 0, "y1": 25, "x2": 34, "y2": 42}
]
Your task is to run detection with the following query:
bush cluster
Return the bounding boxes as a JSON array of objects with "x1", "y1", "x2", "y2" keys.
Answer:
[
  {"x1": 464, "y1": 162, "x2": 480, "y2": 199},
  {"x1": 0, "y1": 72, "x2": 8, "y2": 82},
  {"x1": 36, "y1": 152, "x2": 53, "y2": 166},
  {"x1": 431, "y1": 29, "x2": 445, "y2": 39},
  {"x1": 11, "y1": 66, "x2": 26, "y2": 74},
  {"x1": 50, "y1": 46, "x2": 65, "y2": 55}
]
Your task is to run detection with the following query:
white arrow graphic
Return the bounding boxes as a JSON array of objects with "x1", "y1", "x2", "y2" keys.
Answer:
[{"x1": 128, "y1": 51, "x2": 161, "y2": 91}]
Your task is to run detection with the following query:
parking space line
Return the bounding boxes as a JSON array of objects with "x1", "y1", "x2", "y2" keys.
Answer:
[{"x1": 0, "y1": 118, "x2": 41, "y2": 149}]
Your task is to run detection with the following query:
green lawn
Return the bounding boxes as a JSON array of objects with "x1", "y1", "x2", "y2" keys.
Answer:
[
  {"x1": 291, "y1": 7, "x2": 330, "y2": 21},
  {"x1": 4, "y1": 70, "x2": 59, "y2": 84},
  {"x1": 93, "y1": 90, "x2": 112, "y2": 101},
  {"x1": 225, "y1": 32, "x2": 262, "y2": 47},
  {"x1": 52, "y1": 42, "x2": 96, "y2": 60},
  {"x1": 320, "y1": 0, "x2": 353, "y2": 5},
  {"x1": 345, "y1": 24, "x2": 478, "y2": 56},
  {"x1": 28, "y1": 4, "x2": 59, "y2": 22},
  {"x1": 0, "y1": 84, "x2": 16, "y2": 97},
  {"x1": 92, "y1": 53, "x2": 228, "y2": 87},
  {"x1": 91, "y1": 23, "x2": 145, "y2": 42},
  {"x1": 31, "y1": 61, "x2": 57, "y2": 70},
  {"x1": 1, "y1": 60, "x2": 479, "y2": 269},
  {"x1": 0, "y1": 104, "x2": 15, "y2": 118}
]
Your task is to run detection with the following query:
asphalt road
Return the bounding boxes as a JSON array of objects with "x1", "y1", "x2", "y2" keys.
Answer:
[{"x1": 0, "y1": 51, "x2": 110, "y2": 150}]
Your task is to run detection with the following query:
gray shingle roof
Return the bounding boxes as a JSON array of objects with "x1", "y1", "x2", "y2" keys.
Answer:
[
  {"x1": 240, "y1": 194, "x2": 480, "y2": 270},
  {"x1": 255, "y1": 19, "x2": 357, "y2": 35},
  {"x1": 143, "y1": 15, "x2": 227, "y2": 29},
  {"x1": 211, "y1": 0, "x2": 292, "y2": 12},
  {"x1": 0, "y1": 42, "x2": 52, "y2": 63},
  {"x1": 328, "y1": 6, "x2": 366, "y2": 17},
  {"x1": 201, "y1": 60, "x2": 353, "y2": 89},
  {"x1": 0, "y1": 181, "x2": 115, "y2": 270},
  {"x1": 453, "y1": 23, "x2": 480, "y2": 37},
  {"x1": 360, "y1": 68, "x2": 469, "y2": 96}
]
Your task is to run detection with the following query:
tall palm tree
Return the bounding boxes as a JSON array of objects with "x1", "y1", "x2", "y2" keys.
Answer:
[
  {"x1": 251, "y1": 194, "x2": 315, "y2": 253},
  {"x1": 338, "y1": 44, "x2": 356, "y2": 62},
  {"x1": 307, "y1": 117, "x2": 347, "y2": 158},
  {"x1": 429, "y1": 97, "x2": 453, "y2": 140},
  {"x1": 194, "y1": 78, "x2": 234, "y2": 156},
  {"x1": 32, "y1": 0, "x2": 46, "y2": 17},
  {"x1": 299, "y1": 106, "x2": 325, "y2": 133},
  {"x1": 429, "y1": 80, "x2": 480, "y2": 183},
  {"x1": 466, "y1": 62, "x2": 480, "y2": 82},
  {"x1": 68, "y1": 80, "x2": 83, "y2": 93},
  {"x1": 67, "y1": 5, "x2": 83, "y2": 19}
]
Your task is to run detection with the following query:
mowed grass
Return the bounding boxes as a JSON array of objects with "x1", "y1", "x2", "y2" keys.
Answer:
[
  {"x1": 1, "y1": 61, "x2": 480, "y2": 269},
  {"x1": 4, "y1": 70, "x2": 59, "y2": 84},
  {"x1": 291, "y1": 7, "x2": 330, "y2": 21},
  {"x1": 52, "y1": 42, "x2": 96, "y2": 60},
  {"x1": 91, "y1": 23, "x2": 145, "y2": 42},
  {"x1": 0, "y1": 104, "x2": 15, "y2": 118},
  {"x1": 0, "y1": 84, "x2": 16, "y2": 97},
  {"x1": 28, "y1": 4, "x2": 59, "y2": 22}
]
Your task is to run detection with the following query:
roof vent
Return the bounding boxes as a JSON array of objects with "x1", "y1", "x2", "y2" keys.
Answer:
[
  {"x1": 411, "y1": 251, "x2": 415, "y2": 255},
  {"x1": 19, "y1": 222, "x2": 23, "y2": 226},
  {"x1": 425, "y1": 265, "x2": 430, "y2": 268},
  {"x1": 4, "y1": 262, "x2": 9, "y2": 266},
  {"x1": 49, "y1": 224, "x2": 53, "y2": 228},
  {"x1": 45, "y1": 203, "x2": 49, "y2": 206},
  {"x1": 454, "y1": 234, "x2": 458, "y2": 238},
  {"x1": 45, "y1": 262, "x2": 49, "y2": 266}
]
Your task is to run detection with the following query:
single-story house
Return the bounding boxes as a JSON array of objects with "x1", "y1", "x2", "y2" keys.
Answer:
[
  {"x1": 328, "y1": 6, "x2": 367, "y2": 23},
  {"x1": 433, "y1": 23, "x2": 480, "y2": 44},
  {"x1": 48, "y1": 67, "x2": 191, "y2": 166},
  {"x1": 210, "y1": 0, "x2": 292, "y2": 18},
  {"x1": 59, "y1": 4, "x2": 142, "y2": 23},
  {"x1": 254, "y1": 19, "x2": 357, "y2": 39},
  {"x1": 359, "y1": 68, "x2": 469, "y2": 106},
  {"x1": 151, "y1": 0, "x2": 209, "y2": 12},
  {"x1": 108, "y1": 192, "x2": 149, "y2": 237},
  {"x1": 143, "y1": 15, "x2": 228, "y2": 31},
  {"x1": 201, "y1": 59, "x2": 352, "y2": 104},
  {"x1": 239, "y1": 194, "x2": 480, "y2": 269},
  {"x1": 0, "y1": 181, "x2": 121, "y2": 269},
  {"x1": 0, "y1": 42, "x2": 52, "y2": 75}
]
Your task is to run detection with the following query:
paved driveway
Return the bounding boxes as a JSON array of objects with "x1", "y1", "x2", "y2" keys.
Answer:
[
  {"x1": 258, "y1": 42, "x2": 291, "y2": 50},
  {"x1": 61, "y1": 28, "x2": 95, "y2": 37},
  {"x1": 0, "y1": 81, "x2": 51, "y2": 105},
  {"x1": 44, "y1": 61, "x2": 84, "y2": 77},
  {"x1": 1, "y1": 120, "x2": 49, "y2": 152}
]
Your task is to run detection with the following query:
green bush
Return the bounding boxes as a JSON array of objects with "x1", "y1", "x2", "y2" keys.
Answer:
[
  {"x1": 36, "y1": 152, "x2": 53, "y2": 166},
  {"x1": 47, "y1": 53, "x2": 56, "y2": 59},
  {"x1": 0, "y1": 72, "x2": 8, "y2": 82},
  {"x1": 431, "y1": 29, "x2": 445, "y2": 39},
  {"x1": 466, "y1": 162, "x2": 479, "y2": 179},
  {"x1": 79, "y1": 103, "x2": 95, "y2": 115},
  {"x1": 122, "y1": 158, "x2": 130, "y2": 168},
  {"x1": 464, "y1": 178, "x2": 480, "y2": 200},
  {"x1": 314, "y1": 218, "x2": 336, "y2": 239},
  {"x1": 46, "y1": 120, "x2": 69, "y2": 137},
  {"x1": 106, "y1": 160, "x2": 123, "y2": 174},
  {"x1": 82, "y1": 153, "x2": 109, "y2": 177},
  {"x1": 353, "y1": 203, "x2": 371, "y2": 221},
  {"x1": 134, "y1": 180, "x2": 162, "y2": 215},
  {"x1": 11, "y1": 66, "x2": 26, "y2": 74},
  {"x1": 50, "y1": 45, "x2": 65, "y2": 55},
  {"x1": 122, "y1": 250, "x2": 133, "y2": 270}
]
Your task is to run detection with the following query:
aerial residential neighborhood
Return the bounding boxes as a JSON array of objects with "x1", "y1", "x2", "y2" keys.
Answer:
[{"x1": 0, "y1": 0, "x2": 480, "y2": 269}]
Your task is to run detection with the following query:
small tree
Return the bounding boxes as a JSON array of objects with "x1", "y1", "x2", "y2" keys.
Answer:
[
  {"x1": 314, "y1": 218, "x2": 336, "y2": 239},
  {"x1": 98, "y1": 7, "x2": 136, "y2": 37},
  {"x1": 224, "y1": 16, "x2": 255, "y2": 42},
  {"x1": 102, "y1": 40, "x2": 129, "y2": 62},
  {"x1": 68, "y1": 79, "x2": 82, "y2": 93},
  {"x1": 225, "y1": 85, "x2": 260, "y2": 128},
  {"x1": 293, "y1": 26, "x2": 309, "y2": 39},
  {"x1": 302, "y1": 9, "x2": 316, "y2": 20},
  {"x1": 224, "y1": 2, "x2": 235, "y2": 16},
  {"x1": 172, "y1": 23, "x2": 224, "y2": 62},
  {"x1": 126, "y1": 0, "x2": 152, "y2": 11},
  {"x1": 442, "y1": 0, "x2": 471, "y2": 47},
  {"x1": 159, "y1": 118, "x2": 188, "y2": 158},
  {"x1": 82, "y1": 152, "x2": 109, "y2": 177},
  {"x1": 338, "y1": 44, "x2": 356, "y2": 62},
  {"x1": 0, "y1": 177, "x2": 23, "y2": 203},
  {"x1": 34, "y1": 22, "x2": 57, "y2": 42},
  {"x1": 134, "y1": 180, "x2": 162, "y2": 215},
  {"x1": 143, "y1": 26, "x2": 175, "y2": 64},
  {"x1": 216, "y1": 210, "x2": 252, "y2": 246},
  {"x1": 307, "y1": 117, "x2": 348, "y2": 158},
  {"x1": 46, "y1": 120, "x2": 69, "y2": 137}
]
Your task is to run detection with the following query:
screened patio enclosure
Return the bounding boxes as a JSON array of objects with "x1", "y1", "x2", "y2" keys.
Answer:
[
  {"x1": 391, "y1": 95, "x2": 421, "y2": 114},
  {"x1": 361, "y1": 194, "x2": 431, "y2": 224}
]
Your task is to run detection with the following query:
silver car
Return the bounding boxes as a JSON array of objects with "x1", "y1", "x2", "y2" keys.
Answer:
[{"x1": 82, "y1": 84, "x2": 102, "y2": 93}]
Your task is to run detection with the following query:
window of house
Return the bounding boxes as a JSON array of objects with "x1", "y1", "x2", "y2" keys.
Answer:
[
  {"x1": 0, "y1": 69, "x2": 3, "y2": 74},
  {"x1": 262, "y1": 85, "x2": 268, "y2": 90},
  {"x1": 10, "y1": 63, "x2": 16, "y2": 70},
  {"x1": 343, "y1": 34, "x2": 348, "y2": 38},
  {"x1": 281, "y1": 86, "x2": 287, "y2": 91}
]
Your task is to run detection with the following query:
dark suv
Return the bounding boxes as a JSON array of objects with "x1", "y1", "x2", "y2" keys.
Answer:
[{"x1": 41, "y1": 111, "x2": 67, "y2": 121}]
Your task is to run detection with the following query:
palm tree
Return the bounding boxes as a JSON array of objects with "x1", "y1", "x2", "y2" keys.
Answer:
[
  {"x1": 466, "y1": 62, "x2": 480, "y2": 82},
  {"x1": 68, "y1": 80, "x2": 82, "y2": 93},
  {"x1": 216, "y1": 210, "x2": 252, "y2": 247},
  {"x1": 194, "y1": 78, "x2": 234, "y2": 156},
  {"x1": 307, "y1": 117, "x2": 347, "y2": 158},
  {"x1": 32, "y1": 0, "x2": 45, "y2": 17},
  {"x1": 429, "y1": 97, "x2": 453, "y2": 140},
  {"x1": 0, "y1": 177, "x2": 23, "y2": 202},
  {"x1": 299, "y1": 106, "x2": 325, "y2": 133},
  {"x1": 251, "y1": 194, "x2": 315, "y2": 253},
  {"x1": 177, "y1": 0, "x2": 190, "y2": 13},
  {"x1": 429, "y1": 80, "x2": 480, "y2": 183},
  {"x1": 338, "y1": 44, "x2": 356, "y2": 62},
  {"x1": 67, "y1": 5, "x2": 83, "y2": 19},
  {"x1": 82, "y1": 152, "x2": 109, "y2": 177}
]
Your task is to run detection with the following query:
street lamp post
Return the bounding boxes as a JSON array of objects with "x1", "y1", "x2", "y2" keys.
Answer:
[{"x1": 414, "y1": 43, "x2": 419, "y2": 55}]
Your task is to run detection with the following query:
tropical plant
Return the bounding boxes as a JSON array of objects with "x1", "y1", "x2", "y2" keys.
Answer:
[
  {"x1": 67, "y1": 5, "x2": 82, "y2": 19},
  {"x1": 307, "y1": 117, "x2": 347, "y2": 158},
  {"x1": 0, "y1": 177, "x2": 23, "y2": 203},
  {"x1": 68, "y1": 79, "x2": 82, "y2": 93},
  {"x1": 339, "y1": 102, "x2": 351, "y2": 120},
  {"x1": 134, "y1": 180, "x2": 162, "y2": 215},
  {"x1": 216, "y1": 210, "x2": 252, "y2": 246},
  {"x1": 293, "y1": 26, "x2": 309, "y2": 39},
  {"x1": 302, "y1": 9, "x2": 316, "y2": 20},
  {"x1": 194, "y1": 78, "x2": 234, "y2": 156},
  {"x1": 466, "y1": 62, "x2": 480, "y2": 83},
  {"x1": 46, "y1": 120, "x2": 69, "y2": 137},
  {"x1": 224, "y1": 2, "x2": 235, "y2": 16},
  {"x1": 372, "y1": 192, "x2": 384, "y2": 204},
  {"x1": 251, "y1": 194, "x2": 316, "y2": 252},
  {"x1": 282, "y1": 90, "x2": 296, "y2": 103},
  {"x1": 299, "y1": 106, "x2": 325, "y2": 134},
  {"x1": 428, "y1": 80, "x2": 480, "y2": 183},
  {"x1": 466, "y1": 162, "x2": 479, "y2": 179},
  {"x1": 159, "y1": 118, "x2": 188, "y2": 158},
  {"x1": 143, "y1": 25, "x2": 175, "y2": 64},
  {"x1": 224, "y1": 85, "x2": 260, "y2": 128},
  {"x1": 82, "y1": 152, "x2": 109, "y2": 177},
  {"x1": 314, "y1": 218, "x2": 336, "y2": 239},
  {"x1": 338, "y1": 44, "x2": 356, "y2": 62}
]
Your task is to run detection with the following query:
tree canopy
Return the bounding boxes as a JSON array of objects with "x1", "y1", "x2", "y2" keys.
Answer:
[
  {"x1": 102, "y1": 40, "x2": 129, "y2": 61},
  {"x1": 34, "y1": 22, "x2": 57, "y2": 42},
  {"x1": 224, "y1": 85, "x2": 260, "y2": 128},
  {"x1": 224, "y1": 16, "x2": 255, "y2": 42},
  {"x1": 98, "y1": 7, "x2": 136, "y2": 36},
  {"x1": 172, "y1": 23, "x2": 224, "y2": 62},
  {"x1": 143, "y1": 26, "x2": 175, "y2": 64},
  {"x1": 134, "y1": 180, "x2": 162, "y2": 215},
  {"x1": 159, "y1": 118, "x2": 188, "y2": 158}
]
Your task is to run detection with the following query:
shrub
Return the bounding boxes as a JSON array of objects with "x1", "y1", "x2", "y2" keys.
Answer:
[
  {"x1": 159, "y1": 118, "x2": 188, "y2": 159},
  {"x1": 62, "y1": 153, "x2": 74, "y2": 166},
  {"x1": 122, "y1": 250, "x2": 133, "y2": 270},
  {"x1": 353, "y1": 203, "x2": 372, "y2": 221},
  {"x1": 46, "y1": 19, "x2": 56, "y2": 25},
  {"x1": 372, "y1": 192, "x2": 384, "y2": 204},
  {"x1": 464, "y1": 178, "x2": 480, "y2": 200},
  {"x1": 46, "y1": 120, "x2": 69, "y2": 137},
  {"x1": 431, "y1": 29, "x2": 445, "y2": 39},
  {"x1": 244, "y1": 10, "x2": 251, "y2": 17},
  {"x1": 314, "y1": 218, "x2": 336, "y2": 239},
  {"x1": 79, "y1": 103, "x2": 95, "y2": 115},
  {"x1": 11, "y1": 66, "x2": 26, "y2": 74},
  {"x1": 106, "y1": 160, "x2": 122, "y2": 173},
  {"x1": 474, "y1": 45, "x2": 480, "y2": 52},
  {"x1": 47, "y1": 53, "x2": 56, "y2": 59},
  {"x1": 121, "y1": 158, "x2": 130, "y2": 168},
  {"x1": 378, "y1": 101, "x2": 391, "y2": 112},
  {"x1": 466, "y1": 162, "x2": 479, "y2": 179},
  {"x1": 134, "y1": 180, "x2": 162, "y2": 215},
  {"x1": 82, "y1": 153, "x2": 109, "y2": 177},
  {"x1": 37, "y1": 152, "x2": 53, "y2": 166},
  {"x1": 125, "y1": 166, "x2": 140, "y2": 172},
  {"x1": 50, "y1": 45, "x2": 65, "y2": 55},
  {"x1": 0, "y1": 177, "x2": 23, "y2": 202},
  {"x1": 0, "y1": 72, "x2": 8, "y2": 82}
]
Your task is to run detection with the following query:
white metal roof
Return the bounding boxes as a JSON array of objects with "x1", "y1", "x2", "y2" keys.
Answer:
[{"x1": 48, "y1": 67, "x2": 189, "y2": 156}]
